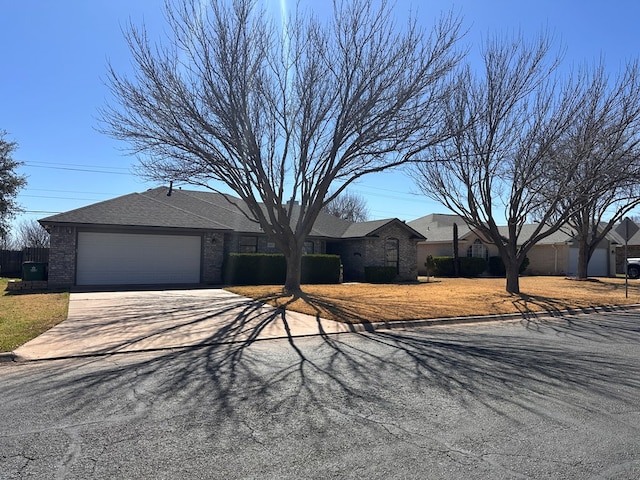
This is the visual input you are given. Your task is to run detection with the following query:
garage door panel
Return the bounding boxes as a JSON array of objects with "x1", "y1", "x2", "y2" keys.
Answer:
[
  {"x1": 77, "y1": 232, "x2": 201, "y2": 285},
  {"x1": 568, "y1": 247, "x2": 608, "y2": 277}
]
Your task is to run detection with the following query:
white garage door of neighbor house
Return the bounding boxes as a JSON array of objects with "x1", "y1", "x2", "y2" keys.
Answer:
[
  {"x1": 568, "y1": 247, "x2": 608, "y2": 277},
  {"x1": 76, "y1": 232, "x2": 202, "y2": 285}
]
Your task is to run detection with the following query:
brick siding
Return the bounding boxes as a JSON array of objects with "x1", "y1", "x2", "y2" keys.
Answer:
[
  {"x1": 47, "y1": 226, "x2": 77, "y2": 288},
  {"x1": 202, "y1": 232, "x2": 225, "y2": 283}
]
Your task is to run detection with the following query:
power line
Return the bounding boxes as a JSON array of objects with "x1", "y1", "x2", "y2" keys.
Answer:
[
  {"x1": 20, "y1": 194, "x2": 106, "y2": 201},
  {"x1": 21, "y1": 164, "x2": 133, "y2": 176},
  {"x1": 23, "y1": 188, "x2": 121, "y2": 195},
  {"x1": 21, "y1": 210, "x2": 62, "y2": 215},
  {"x1": 19, "y1": 160, "x2": 131, "y2": 171}
]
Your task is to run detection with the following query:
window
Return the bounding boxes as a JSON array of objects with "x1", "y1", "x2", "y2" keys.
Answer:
[
  {"x1": 303, "y1": 241, "x2": 314, "y2": 254},
  {"x1": 238, "y1": 236, "x2": 257, "y2": 253},
  {"x1": 467, "y1": 239, "x2": 488, "y2": 260},
  {"x1": 385, "y1": 237, "x2": 399, "y2": 272}
]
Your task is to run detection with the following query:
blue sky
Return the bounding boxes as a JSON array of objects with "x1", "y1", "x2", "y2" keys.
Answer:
[{"x1": 2, "y1": 1, "x2": 640, "y2": 233}]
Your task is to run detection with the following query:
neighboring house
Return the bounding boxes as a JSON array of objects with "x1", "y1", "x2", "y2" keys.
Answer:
[
  {"x1": 615, "y1": 222, "x2": 640, "y2": 273},
  {"x1": 408, "y1": 213, "x2": 620, "y2": 277},
  {"x1": 39, "y1": 187, "x2": 424, "y2": 288}
]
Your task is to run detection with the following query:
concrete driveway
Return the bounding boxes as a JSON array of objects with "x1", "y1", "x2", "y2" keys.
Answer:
[{"x1": 14, "y1": 289, "x2": 360, "y2": 361}]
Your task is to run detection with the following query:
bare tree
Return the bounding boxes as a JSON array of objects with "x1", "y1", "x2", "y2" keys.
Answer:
[
  {"x1": 0, "y1": 230, "x2": 17, "y2": 250},
  {"x1": 0, "y1": 131, "x2": 26, "y2": 242},
  {"x1": 552, "y1": 61, "x2": 640, "y2": 279},
  {"x1": 100, "y1": 0, "x2": 463, "y2": 293},
  {"x1": 14, "y1": 219, "x2": 50, "y2": 248},
  {"x1": 411, "y1": 32, "x2": 584, "y2": 294},
  {"x1": 322, "y1": 190, "x2": 369, "y2": 222}
]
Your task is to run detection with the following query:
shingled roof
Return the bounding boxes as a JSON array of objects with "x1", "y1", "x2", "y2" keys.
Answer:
[
  {"x1": 40, "y1": 187, "x2": 423, "y2": 240},
  {"x1": 409, "y1": 213, "x2": 623, "y2": 246}
]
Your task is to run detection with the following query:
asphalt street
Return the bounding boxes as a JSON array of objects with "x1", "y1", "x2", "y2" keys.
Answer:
[{"x1": 1, "y1": 311, "x2": 639, "y2": 479}]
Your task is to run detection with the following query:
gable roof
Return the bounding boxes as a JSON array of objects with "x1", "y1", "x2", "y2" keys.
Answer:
[
  {"x1": 342, "y1": 218, "x2": 425, "y2": 239},
  {"x1": 408, "y1": 214, "x2": 473, "y2": 242},
  {"x1": 409, "y1": 213, "x2": 623, "y2": 246},
  {"x1": 40, "y1": 187, "x2": 423, "y2": 240}
]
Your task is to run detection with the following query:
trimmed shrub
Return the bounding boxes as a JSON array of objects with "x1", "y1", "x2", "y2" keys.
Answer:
[
  {"x1": 487, "y1": 255, "x2": 530, "y2": 276},
  {"x1": 432, "y1": 256, "x2": 455, "y2": 277},
  {"x1": 222, "y1": 254, "x2": 286, "y2": 285},
  {"x1": 431, "y1": 256, "x2": 486, "y2": 277},
  {"x1": 487, "y1": 256, "x2": 506, "y2": 276},
  {"x1": 222, "y1": 253, "x2": 341, "y2": 285},
  {"x1": 301, "y1": 255, "x2": 341, "y2": 284},
  {"x1": 460, "y1": 257, "x2": 487, "y2": 277},
  {"x1": 364, "y1": 266, "x2": 397, "y2": 283}
]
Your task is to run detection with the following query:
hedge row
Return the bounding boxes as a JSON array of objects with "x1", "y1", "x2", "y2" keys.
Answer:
[
  {"x1": 428, "y1": 256, "x2": 487, "y2": 277},
  {"x1": 222, "y1": 253, "x2": 341, "y2": 285},
  {"x1": 487, "y1": 256, "x2": 530, "y2": 276},
  {"x1": 426, "y1": 255, "x2": 530, "y2": 277},
  {"x1": 364, "y1": 266, "x2": 397, "y2": 283}
]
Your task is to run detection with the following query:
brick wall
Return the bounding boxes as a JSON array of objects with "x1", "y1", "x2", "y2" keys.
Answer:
[
  {"x1": 363, "y1": 223, "x2": 420, "y2": 282},
  {"x1": 6, "y1": 280, "x2": 49, "y2": 292},
  {"x1": 47, "y1": 226, "x2": 77, "y2": 288},
  {"x1": 526, "y1": 244, "x2": 570, "y2": 275},
  {"x1": 616, "y1": 245, "x2": 640, "y2": 274},
  {"x1": 202, "y1": 232, "x2": 225, "y2": 283}
]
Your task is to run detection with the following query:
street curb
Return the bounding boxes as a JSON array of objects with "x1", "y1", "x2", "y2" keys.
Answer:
[
  {"x1": 335, "y1": 303, "x2": 640, "y2": 334},
  {"x1": 0, "y1": 352, "x2": 18, "y2": 363}
]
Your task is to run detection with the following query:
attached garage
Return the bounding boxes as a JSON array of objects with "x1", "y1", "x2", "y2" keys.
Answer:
[
  {"x1": 568, "y1": 247, "x2": 610, "y2": 277},
  {"x1": 76, "y1": 232, "x2": 202, "y2": 286}
]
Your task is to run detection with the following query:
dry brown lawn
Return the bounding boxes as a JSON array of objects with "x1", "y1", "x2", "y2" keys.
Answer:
[{"x1": 227, "y1": 276, "x2": 640, "y2": 324}]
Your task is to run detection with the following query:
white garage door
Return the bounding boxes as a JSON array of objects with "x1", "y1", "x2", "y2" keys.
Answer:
[
  {"x1": 568, "y1": 247, "x2": 609, "y2": 277},
  {"x1": 77, "y1": 232, "x2": 201, "y2": 285}
]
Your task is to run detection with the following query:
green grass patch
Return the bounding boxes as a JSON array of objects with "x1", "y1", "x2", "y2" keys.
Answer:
[{"x1": 0, "y1": 278, "x2": 70, "y2": 352}]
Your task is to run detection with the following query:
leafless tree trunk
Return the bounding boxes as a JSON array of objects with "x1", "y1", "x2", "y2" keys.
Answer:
[
  {"x1": 322, "y1": 190, "x2": 369, "y2": 222},
  {"x1": 554, "y1": 61, "x2": 640, "y2": 279},
  {"x1": 452, "y1": 222, "x2": 459, "y2": 277},
  {"x1": 100, "y1": 0, "x2": 463, "y2": 293},
  {"x1": 411, "y1": 32, "x2": 584, "y2": 294}
]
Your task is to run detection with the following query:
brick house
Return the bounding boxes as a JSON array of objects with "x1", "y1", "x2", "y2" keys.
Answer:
[
  {"x1": 408, "y1": 213, "x2": 621, "y2": 277},
  {"x1": 39, "y1": 187, "x2": 424, "y2": 288},
  {"x1": 615, "y1": 224, "x2": 640, "y2": 273}
]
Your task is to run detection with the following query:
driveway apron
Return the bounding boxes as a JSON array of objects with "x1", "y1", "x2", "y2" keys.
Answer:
[{"x1": 14, "y1": 289, "x2": 356, "y2": 361}]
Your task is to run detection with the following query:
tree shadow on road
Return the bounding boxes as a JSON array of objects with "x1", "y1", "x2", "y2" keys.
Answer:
[
  {"x1": 3, "y1": 292, "x2": 640, "y2": 456},
  {"x1": 509, "y1": 291, "x2": 614, "y2": 318}
]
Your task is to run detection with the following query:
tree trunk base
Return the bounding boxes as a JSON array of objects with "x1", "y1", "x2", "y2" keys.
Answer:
[{"x1": 282, "y1": 285, "x2": 303, "y2": 297}]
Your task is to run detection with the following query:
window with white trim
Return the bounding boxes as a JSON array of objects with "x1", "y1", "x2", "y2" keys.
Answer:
[{"x1": 467, "y1": 238, "x2": 488, "y2": 260}]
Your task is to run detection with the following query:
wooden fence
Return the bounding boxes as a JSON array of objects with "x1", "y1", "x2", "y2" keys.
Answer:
[{"x1": 0, "y1": 248, "x2": 50, "y2": 278}]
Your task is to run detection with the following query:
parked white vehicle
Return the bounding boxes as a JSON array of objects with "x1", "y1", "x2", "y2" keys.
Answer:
[{"x1": 627, "y1": 258, "x2": 640, "y2": 279}]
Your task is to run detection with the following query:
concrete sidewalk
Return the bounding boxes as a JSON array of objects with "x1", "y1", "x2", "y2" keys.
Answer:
[{"x1": 11, "y1": 289, "x2": 366, "y2": 361}]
